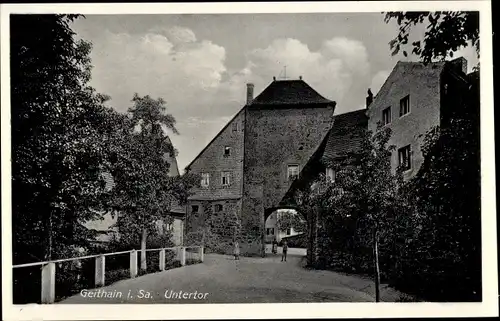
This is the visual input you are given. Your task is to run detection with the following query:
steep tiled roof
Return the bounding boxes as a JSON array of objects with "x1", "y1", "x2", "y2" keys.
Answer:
[
  {"x1": 321, "y1": 109, "x2": 368, "y2": 163},
  {"x1": 251, "y1": 79, "x2": 334, "y2": 106}
]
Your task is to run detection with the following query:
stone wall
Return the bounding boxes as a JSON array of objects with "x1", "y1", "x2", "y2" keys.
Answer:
[
  {"x1": 186, "y1": 199, "x2": 241, "y2": 254},
  {"x1": 242, "y1": 105, "x2": 335, "y2": 255},
  {"x1": 186, "y1": 108, "x2": 245, "y2": 201}
]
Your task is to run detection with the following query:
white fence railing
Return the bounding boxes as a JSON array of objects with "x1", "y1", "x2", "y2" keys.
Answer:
[{"x1": 12, "y1": 246, "x2": 204, "y2": 304}]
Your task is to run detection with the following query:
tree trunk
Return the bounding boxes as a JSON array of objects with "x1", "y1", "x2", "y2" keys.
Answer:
[
  {"x1": 373, "y1": 227, "x2": 381, "y2": 302},
  {"x1": 46, "y1": 210, "x2": 53, "y2": 261},
  {"x1": 140, "y1": 227, "x2": 147, "y2": 271}
]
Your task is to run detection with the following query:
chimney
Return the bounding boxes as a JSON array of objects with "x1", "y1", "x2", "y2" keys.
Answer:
[
  {"x1": 246, "y1": 83, "x2": 254, "y2": 105},
  {"x1": 449, "y1": 57, "x2": 467, "y2": 75},
  {"x1": 366, "y1": 88, "x2": 373, "y2": 108},
  {"x1": 299, "y1": 75, "x2": 303, "y2": 80}
]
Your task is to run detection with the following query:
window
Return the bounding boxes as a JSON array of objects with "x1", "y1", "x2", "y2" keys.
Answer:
[
  {"x1": 287, "y1": 164, "x2": 300, "y2": 181},
  {"x1": 214, "y1": 204, "x2": 223, "y2": 212},
  {"x1": 191, "y1": 205, "x2": 199, "y2": 213},
  {"x1": 398, "y1": 145, "x2": 412, "y2": 170},
  {"x1": 325, "y1": 168, "x2": 336, "y2": 182},
  {"x1": 164, "y1": 222, "x2": 173, "y2": 231},
  {"x1": 286, "y1": 228, "x2": 291, "y2": 235},
  {"x1": 221, "y1": 171, "x2": 231, "y2": 186},
  {"x1": 266, "y1": 228, "x2": 275, "y2": 236},
  {"x1": 382, "y1": 107, "x2": 391, "y2": 125},
  {"x1": 201, "y1": 173, "x2": 210, "y2": 188},
  {"x1": 232, "y1": 121, "x2": 239, "y2": 132},
  {"x1": 224, "y1": 146, "x2": 231, "y2": 156},
  {"x1": 399, "y1": 95, "x2": 410, "y2": 116}
]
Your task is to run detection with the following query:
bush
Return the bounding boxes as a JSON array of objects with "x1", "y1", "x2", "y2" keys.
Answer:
[{"x1": 106, "y1": 269, "x2": 130, "y2": 284}]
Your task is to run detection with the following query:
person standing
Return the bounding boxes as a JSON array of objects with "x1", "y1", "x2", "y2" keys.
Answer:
[
  {"x1": 233, "y1": 240, "x2": 240, "y2": 260},
  {"x1": 281, "y1": 240, "x2": 288, "y2": 262}
]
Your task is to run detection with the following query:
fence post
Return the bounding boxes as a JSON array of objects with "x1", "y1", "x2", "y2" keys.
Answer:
[
  {"x1": 41, "y1": 262, "x2": 56, "y2": 304},
  {"x1": 199, "y1": 246, "x2": 204, "y2": 262},
  {"x1": 95, "y1": 255, "x2": 105, "y2": 287},
  {"x1": 179, "y1": 247, "x2": 186, "y2": 266},
  {"x1": 159, "y1": 249, "x2": 165, "y2": 271},
  {"x1": 130, "y1": 250, "x2": 138, "y2": 278}
]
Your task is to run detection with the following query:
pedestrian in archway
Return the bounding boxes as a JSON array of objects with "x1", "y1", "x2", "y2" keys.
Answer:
[
  {"x1": 233, "y1": 240, "x2": 240, "y2": 260},
  {"x1": 281, "y1": 240, "x2": 288, "y2": 262}
]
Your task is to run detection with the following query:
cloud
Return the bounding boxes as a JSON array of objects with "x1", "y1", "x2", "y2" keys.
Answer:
[
  {"x1": 220, "y1": 37, "x2": 371, "y2": 110},
  {"x1": 89, "y1": 27, "x2": 227, "y2": 116},
  {"x1": 370, "y1": 70, "x2": 391, "y2": 96},
  {"x1": 166, "y1": 26, "x2": 197, "y2": 44}
]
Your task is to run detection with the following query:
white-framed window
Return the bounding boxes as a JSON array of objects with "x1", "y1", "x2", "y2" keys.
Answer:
[
  {"x1": 221, "y1": 171, "x2": 231, "y2": 186},
  {"x1": 325, "y1": 167, "x2": 336, "y2": 182},
  {"x1": 287, "y1": 164, "x2": 300, "y2": 181},
  {"x1": 398, "y1": 145, "x2": 412, "y2": 170},
  {"x1": 400, "y1": 95, "x2": 410, "y2": 116},
  {"x1": 224, "y1": 146, "x2": 231, "y2": 156},
  {"x1": 382, "y1": 106, "x2": 391, "y2": 125},
  {"x1": 201, "y1": 172, "x2": 210, "y2": 188},
  {"x1": 165, "y1": 222, "x2": 173, "y2": 231},
  {"x1": 214, "y1": 204, "x2": 223, "y2": 212}
]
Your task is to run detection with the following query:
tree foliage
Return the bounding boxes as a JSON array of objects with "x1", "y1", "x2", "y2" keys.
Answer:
[
  {"x1": 276, "y1": 210, "x2": 306, "y2": 234},
  {"x1": 394, "y1": 74, "x2": 481, "y2": 301},
  {"x1": 11, "y1": 14, "x2": 112, "y2": 263},
  {"x1": 106, "y1": 94, "x2": 199, "y2": 267},
  {"x1": 299, "y1": 126, "x2": 406, "y2": 276},
  {"x1": 304, "y1": 75, "x2": 481, "y2": 301},
  {"x1": 384, "y1": 11, "x2": 479, "y2": 63}
]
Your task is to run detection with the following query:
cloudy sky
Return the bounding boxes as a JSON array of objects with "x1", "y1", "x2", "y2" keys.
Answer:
[{"x1": 71, "y1": 13, "x2": 478, "y2": 173}]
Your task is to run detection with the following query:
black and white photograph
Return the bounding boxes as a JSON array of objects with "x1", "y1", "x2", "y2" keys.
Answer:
[{"x1": 1, "y1": 1, "x2": 497, "y2": 320}]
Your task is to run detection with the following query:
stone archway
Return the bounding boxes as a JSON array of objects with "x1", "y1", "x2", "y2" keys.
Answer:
[{"x1": 262, "y1": 206, "x2": 307, "y2": 256}]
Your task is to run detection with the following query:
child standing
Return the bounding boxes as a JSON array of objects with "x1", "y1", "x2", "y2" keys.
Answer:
[
  {"x1": 233, "y1": 240, "x2": 240, "y2": 260},
  {"x1": 281, "y1": 240, "x2": 288, "y2": 262}
]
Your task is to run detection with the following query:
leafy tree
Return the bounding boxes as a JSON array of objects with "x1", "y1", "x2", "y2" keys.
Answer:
[
  {"x1": 398, "y1": 74, "x2": 481, "y2": 301},
  {"x1": 11, "y1": 14, "x2": 112, "y2": 263},
  {"x1": 384, "y1": 11, "x2": 479, "y2": 63},
  {"x1": 300, "y1": 126, "x2": 405, "y2": 302},
  {"x1": 107, "y1": 94, "x2": 198, "y2": 271}
]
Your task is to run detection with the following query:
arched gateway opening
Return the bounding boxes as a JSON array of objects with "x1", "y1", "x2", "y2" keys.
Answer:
[{"x1": 263, "y1": 207, "x2": 308, "y2": 257}]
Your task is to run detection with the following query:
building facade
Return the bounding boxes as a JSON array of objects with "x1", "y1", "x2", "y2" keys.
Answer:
[
  {"x1": 366, "y1": 57, "x2": 472, "y2": 178},
  {"x1": 185, "y1": 78, "x2": 335, "y2": 255},
  {"x1": 185, "y1": 57, "x2": 477, "y2": 257}
]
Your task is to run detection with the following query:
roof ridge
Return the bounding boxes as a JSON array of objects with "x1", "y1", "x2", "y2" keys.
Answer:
[
  {"x1": 251, "y1": 78, "x2": 334, "y2": 106},
  {"x1": 334, "y1": 108, "x2": 367, "y2": 117}
]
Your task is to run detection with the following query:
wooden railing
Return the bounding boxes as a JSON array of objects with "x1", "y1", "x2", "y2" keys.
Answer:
[{"x1": 12, "y1": 246, "x2": 204, "y2": 304}]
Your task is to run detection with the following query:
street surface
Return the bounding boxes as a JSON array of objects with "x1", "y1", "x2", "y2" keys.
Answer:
[{"x1": 60, "y1": 248, "x2": 404, "y2": 303}]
